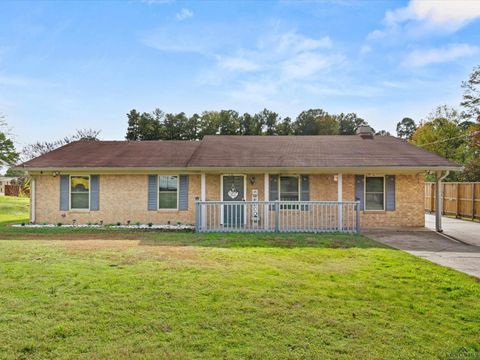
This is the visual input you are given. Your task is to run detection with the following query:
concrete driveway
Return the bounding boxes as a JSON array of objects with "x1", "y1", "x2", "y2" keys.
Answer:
[
  {"x1": 365, "y1": 229, "x2": 480, "y2": 278},
  {"x1": 425, "y1": 214, "x2": 480, "y2": 246}
]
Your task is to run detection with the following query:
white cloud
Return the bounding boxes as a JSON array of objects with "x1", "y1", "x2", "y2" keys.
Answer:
[
  {"x1": 269, "y1": 32, "x2": 332, "y2": 53},
  {"x1": 141, "y1": 0, "x2": 174, "y2": 4},
  {"x1": 176, "y1": 8, "x2": 193, "y2": 21},
  {"x1": 217, "y1": 56, "x2": 260, "y2": 72},
  {"x1": 369, "y1": 0, "x2": 480, "y2": 40},
  {"x1": 386, "y1": 0, "x2": 480, "y2": 30},
  {"x1": 281, "y1": 52, "x2": 337, "y2": 79},
  {"x1": 360, "y1": 45, "x2": 371, "y2": 55},
  {"x1": 403, "y1": 43, "x2": 479, "y2": 67}
]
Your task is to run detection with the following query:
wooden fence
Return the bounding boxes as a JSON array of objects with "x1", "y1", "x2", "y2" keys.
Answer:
[{"x1": 425, "y1": 182, "x2": 480, "y2": 220}]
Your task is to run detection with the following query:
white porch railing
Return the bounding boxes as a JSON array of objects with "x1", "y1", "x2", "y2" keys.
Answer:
[{"x1": 195, "y1": 201, "x2": 360, "y2": 233}]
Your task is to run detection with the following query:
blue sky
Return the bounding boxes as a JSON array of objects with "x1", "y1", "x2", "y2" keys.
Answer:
[{"x1": 1, "y1": 0, "x2": 480, "y2": 147}]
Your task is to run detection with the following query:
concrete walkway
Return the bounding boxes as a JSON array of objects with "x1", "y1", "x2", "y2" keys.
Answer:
[
  {"x1": 425, "y1": 213, "x2": 480, "y2": 246},
  {"x1": 365, "y1": 229, "x2": 480, "y2": 278}
]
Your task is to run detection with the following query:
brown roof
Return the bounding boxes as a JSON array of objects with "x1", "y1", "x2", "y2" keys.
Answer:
[
  {"x1": 20, "y1": 136, "x2": 459, "y2": 169},
  {"x1": 20, "y1": 140, "x2": 201, "y2": 168}
]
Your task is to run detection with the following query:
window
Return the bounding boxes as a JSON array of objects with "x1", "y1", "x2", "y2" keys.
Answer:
[
  {"x1": 279, "y1": 176, "x2": 299, "y2": 201},
  {"x1": 159, "y1": 175, "x2": 178, "y2": 209},
  {"x1": 71, "y1": 176, "x2": 90, "y2": 210},
  {"x1": 279, "y1": 176, "x2": 299, "y2": 209},
  {"x1": 365, "y1": 176, "x2": 384, "y2": 211}
]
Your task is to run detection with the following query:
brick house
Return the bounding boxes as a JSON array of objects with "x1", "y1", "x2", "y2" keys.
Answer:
[{"x1": 19, "y1": 128, "x2": 459, "y2": 231}]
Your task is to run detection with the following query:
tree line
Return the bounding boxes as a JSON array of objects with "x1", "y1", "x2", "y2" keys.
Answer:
[
  {"x1": 399, "y1": 65, "x2": 480, "y2": 181},
  {"x1": 124, "y1": 108, "x2": 381, "y2": 140}
]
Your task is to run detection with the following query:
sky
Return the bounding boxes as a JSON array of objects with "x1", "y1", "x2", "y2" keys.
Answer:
[{"x1": 1, "y1": 0, "x2": 480, "y2": 148}]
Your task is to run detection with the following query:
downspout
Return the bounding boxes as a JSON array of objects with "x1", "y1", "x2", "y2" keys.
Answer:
[{"x1": 435, "y1": 170, "x2": 449, "y2": 232}]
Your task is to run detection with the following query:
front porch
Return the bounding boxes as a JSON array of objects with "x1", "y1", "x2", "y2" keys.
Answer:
[{"x1": 195, "y1": 200, "x2": 360, "y2": 233}]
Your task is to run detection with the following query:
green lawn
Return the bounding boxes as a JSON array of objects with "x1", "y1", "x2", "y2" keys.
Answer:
[{"x1": 0, "y1": 196, "x2": 479, "y2": 359}]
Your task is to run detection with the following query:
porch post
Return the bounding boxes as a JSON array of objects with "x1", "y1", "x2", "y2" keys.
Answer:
[
  {"x1": 337, "y1": 173, "x2": 343, "y2": 231},
  {"x1": 30, "y1": 177, "x2": 36, "y2": 224},
  {"x1": 264, "y1": 173, "x2": 269, "y2": 230},
  {"x1": 201, "y1": 173, "x2": 206, "y2": 229}
]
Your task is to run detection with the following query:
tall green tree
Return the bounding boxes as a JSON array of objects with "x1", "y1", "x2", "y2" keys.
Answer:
[
  {"x1": 163, "y1": 112, "x2": 189, "y2": 140},
  {"x1": 293, "y1": 109, "x2": 324, "y2": 135},
  {"x1": 461, "y1": 65, "x2": 480, "y2": 123},
  {"x1": 185, "y1": 113, "x2": 201, "y2": 140},
  {"x1": 136, "y1": 110, "x2": 162, "y2": 140},
  {"x1": 337, "y1": 113, "x2": 366, "y2": 135},
  {"x1": 198, "y1": 111, "x2": 220, "y2": 138},
  {"x1": 316, "y1": 113, "x2": 340, "y2": 135},
  {"x1": 275, "y1": 117, "x2": 293, "y2": 135},
  {"x1": 125, "y1": 109, "x2": 141, "y2": 140},
  {"x1": 239, "y1": 113, "x2": 263, "y2": 135},
  {"x1": 0, "y1": 116, "x2": 18, "y2": 167},
  {"x1": 0, "y1": 132, "x2": 18, "y2": 166},
  {"x1": 461, "y1": 64, "x2": 480, "y2": 148},
  {"x1": 410, "y1": 105, "x2": 476, "y2": 180},
  {"x1": 396, "y1": 117, "x2": 416, "y2": 139},
  {"x1": 218, "y1": 110, "x2": 240, "y2": 135},
  {"x1": 254, "y1": 109, "x2": 279, "y2": 135}
]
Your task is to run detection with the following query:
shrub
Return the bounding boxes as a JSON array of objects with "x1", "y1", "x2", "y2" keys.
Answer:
[
  {"x1": 116, "y1": 222, "x2": 121, "y2": 226},
  {"x1": 21, "y1": 222, "x2": 26, "y2": 227},
  {"x1": 57, "y1": 222, "x2": 62, "y2": 227},
  {"x1": 148, "y1": 222, "x2": 153, "y2": 228},
  {"x1": 135, "y1": 221, "x2": 141, "y2": 227}
]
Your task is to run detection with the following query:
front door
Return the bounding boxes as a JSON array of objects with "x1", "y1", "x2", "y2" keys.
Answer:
[{"x1": 222, "y1": 176, "x2": 245, "y2": 226}]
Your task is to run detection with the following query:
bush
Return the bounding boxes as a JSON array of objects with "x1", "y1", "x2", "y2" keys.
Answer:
[
  {"x1": 116, "y1": 222, "x2": 121, "y2": 226},
  {"x1": 21, "y1": 222, "x2": 25, "y2": 227},
  {"x1": 57, "y1": 222, "x2": 62, "y2": 227},
  {"x1": 135, "y1": 221, "x2": 141, "y2": 227},
  {"x1": 148, "y1": 222, "x2": 153, "y2": 228}
]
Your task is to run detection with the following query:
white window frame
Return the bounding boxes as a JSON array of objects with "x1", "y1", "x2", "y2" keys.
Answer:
[
  {"x1": 69, "y1": 175, "x2": 91, "y2": 211},
  {"x1": 364, "y1": 175, "x2": 386, "y2": 211},
  {"x1": 158, "y1": 175, "x2": 179, "y2": 211},
  {"x1": 278, "y1": 175, "x2": 301, "y2": 201}
]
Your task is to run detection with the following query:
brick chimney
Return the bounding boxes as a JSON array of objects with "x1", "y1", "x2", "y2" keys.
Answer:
[{"x1": 356, "y1": 125, "x2": 374, "y2": 139}]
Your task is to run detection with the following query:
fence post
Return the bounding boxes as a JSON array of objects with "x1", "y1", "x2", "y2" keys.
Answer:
[
  {"x1": 355, "y1": 202, "x2": 360, "y2": 233},
  {"x1": 473, "y1": 183, "x2": 476, "y2": 221},
  {"x1": 275, "y1": 201, "x2": 279, "y2": 233},
  {"x1": 455, "y1": 183, "x2": 460, "y2": 218}
]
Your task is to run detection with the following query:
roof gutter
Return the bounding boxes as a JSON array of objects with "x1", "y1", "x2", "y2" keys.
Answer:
[{"x1": 20, "y1": 165, "x2": 463, "y2": 174}]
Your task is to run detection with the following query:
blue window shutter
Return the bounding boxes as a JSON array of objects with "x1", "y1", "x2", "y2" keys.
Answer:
[
  {"x1": 385, "y1": 175, "x2": 396, "y2": 211},
  {"x1": 90, "y1": 175, "x2": 100, "y2": 211},
  {"x1": 355, "y1": 175, "x2": 364, "y2": 211},
  {"x1": 269, "y1": 175, "x2": 278, "y2": 201},
  {"x1": 300, "y1": 175, "x2": 309, "y2": 211},
  {"x1": 60, "y1": 175, "x2": 69, "y2": 211},
  {"x1": 179, "y1": 175, "x2": 189, "y2": 211},
  {"x1": 148, "y1": 175, "x2": 158, "y2": 211}
]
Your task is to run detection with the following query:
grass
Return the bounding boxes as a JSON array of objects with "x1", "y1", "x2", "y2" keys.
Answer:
[{"x1": 0, "y1": 196, "x2": 479, "y2": 359}]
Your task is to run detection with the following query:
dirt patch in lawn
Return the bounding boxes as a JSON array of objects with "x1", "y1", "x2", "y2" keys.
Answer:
[{"x1": 44, "y1": 239, "x2": 206, "y2": 265}]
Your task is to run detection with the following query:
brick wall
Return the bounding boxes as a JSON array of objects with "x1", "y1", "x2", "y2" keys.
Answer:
[
  {"x1": 33, "y1": 174, "x2": 201, "y2": 225},
  {"x1": 32, "y1": 173, "x2": 424, "y2": 228}
]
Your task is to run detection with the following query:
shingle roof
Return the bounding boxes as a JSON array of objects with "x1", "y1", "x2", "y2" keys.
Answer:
[
  {"x1": 20, "y1": 135, "x2": 459, "y2": 169},
  {"x1": 20, "y1": 140, "x2": 201, "y2": 168}
]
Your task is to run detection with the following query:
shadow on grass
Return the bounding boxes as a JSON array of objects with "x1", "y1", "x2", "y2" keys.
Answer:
[{"x1": 138, "y1": 232, "x2": 390, "y2": 249}]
